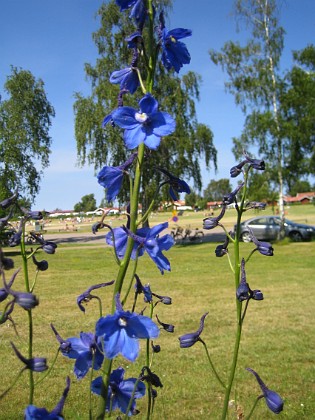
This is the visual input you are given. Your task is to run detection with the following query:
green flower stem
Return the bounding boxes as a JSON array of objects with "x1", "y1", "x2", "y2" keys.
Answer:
[
  {"x1": 122, "y1": 252, "x2": 139, "y2": 306},
  {"x1": 0, "y1": 368, "x2": 24, "y2": 399},
  {"x1": 199, "y1": 339, "x2": 226, "y2": 389},
  {"x1": 96, "y1": 358, "x2": 113, "y2": 420},
  {"x1": 146, "y1": 382, "x2": 153, "y2": 420},
  {"x1": 145, "y1": 303, "x2": 154, "y2": 419},
  {"x1": 97, "y1": 135, "x2": 145, "y2": 420},
  {"x1": 123, "y1": 375, "x2": 143, "y2": 420},
  {"x1": 88, "y1": 352, "x2": 96, "y2": 420},
  {"x1": 35, "y1": 349, "x2": 60, "y2": 386},
  {"x1": 30, "y1": 270, "x2": 39, "y2": 293},
  {"x1": 221, "y1": 172, "x2": 249, "y2": 419},
  {"x1": 247, "y1": 395, "x2": 264, "y2": 419},
  {"x1": 146, "y1": 0, "x2": 156, "y2": 92},
  {"x1": 111, "y1": 142, "x2": 145, "y2": 305},
  {"x1": 95, "y1": 296, "x2": 103, "y2": 318},
  {"x1": 20, "y1": 223, "x2": 34, "y2": 404}
]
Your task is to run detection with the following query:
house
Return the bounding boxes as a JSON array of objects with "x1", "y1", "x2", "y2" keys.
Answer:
[{"x1": 283, "y1": 192, "x2": 315, "y2": 205}]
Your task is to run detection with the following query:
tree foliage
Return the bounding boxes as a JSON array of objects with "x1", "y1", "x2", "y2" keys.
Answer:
[
  {"x1": 74, "y1": 193, "x2": 97, "y2": 213},
  {"x1": 209, "y1": 0, "x2": 287, "y2": 222},
  {"x1": 203, "y1": 178, "x2": 232, "y2": 202},
  {"x1": 0, "y1": 67, "x2": 55, "y2": 203},
  {"x1": 73, "y1": 0, "x2": 217, "y2": 207},
  {"x1": 209, "y1": 1, "x2": 314, "y2": 217}
]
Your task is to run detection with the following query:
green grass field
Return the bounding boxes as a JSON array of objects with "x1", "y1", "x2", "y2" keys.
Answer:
[{"x1": 1, "y1": 206, "x2": 314, "y2": 419}]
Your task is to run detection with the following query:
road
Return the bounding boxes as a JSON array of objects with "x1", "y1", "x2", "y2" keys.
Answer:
[{"x1": 43, "y1": 229, "x2": 227, "y2": 246}]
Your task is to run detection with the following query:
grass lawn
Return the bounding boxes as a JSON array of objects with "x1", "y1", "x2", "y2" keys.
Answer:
[{"x1": 0, "y1": 225, "x2": 314, "y2": 418}]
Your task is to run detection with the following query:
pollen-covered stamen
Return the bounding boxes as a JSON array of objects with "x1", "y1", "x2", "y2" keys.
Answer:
[{"x1": 135, "y1": 112, "x2": 148, "y2": 123}]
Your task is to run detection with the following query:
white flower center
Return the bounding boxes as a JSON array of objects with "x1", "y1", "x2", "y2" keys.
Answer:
[
  {"x1": 135, "y1": 112, "x2": 148, "y2": 123},
  {"x1": 118, "y1": 317, "x2": 127, "y2": 327}
]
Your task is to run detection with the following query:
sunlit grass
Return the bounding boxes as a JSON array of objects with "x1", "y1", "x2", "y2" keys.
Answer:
[{"x1": 0, "y1": 237, "x2": 314, "y2": 419}]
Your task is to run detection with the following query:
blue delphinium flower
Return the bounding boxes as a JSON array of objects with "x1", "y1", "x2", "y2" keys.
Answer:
[
  {"x1": 116, "y1": 0, "x2": 147, "y2": 28},
  {"x1": 156, "y1": 167, "x2": 191, "y2": 200},
  {"x1": 96, "y1": 293, "x2": 159, "y2": 362},
  {"x1": 179, "y1": 312, "x2": 208, "y2": 348},
  {"x1": 92, "y1": 367, "x2": 146, "y2": 416},
  {"x1": 56, "y1": 332, "x2": 104, "y2": 380},
  {"x1": 159, "y1": 12, "x2": 192, "y2": 73},
  {"x1": 110, "y1": 67, "x2": 140, "y2": 94},
  {"x1": 111, "y1": 93, "x2": 176, "y2": 150},
  {"x1": 106, "y1": 222, "x2": 174, "y2": 273},
  {"x1": 125, "y1": 31, "x2": 142, "y2": 48},
  {"x1": 246, "y1": 367, "x2": 284, "y2": 414},
  {"x1": 97, "y1": 153, "x2": 137, "y2": 202},
  {"x1": 24, "y1": 376, "x2": 70, "y2": 420}
]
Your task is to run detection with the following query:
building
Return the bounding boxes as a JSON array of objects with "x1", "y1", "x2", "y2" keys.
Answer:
[{"x1": 283, "y1": 192, "x2": 315, "y2": 205}]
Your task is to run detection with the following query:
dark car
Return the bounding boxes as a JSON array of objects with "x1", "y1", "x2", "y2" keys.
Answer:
[{"x1": 235, "y1": 216, "x2": 315, "y2": 242}]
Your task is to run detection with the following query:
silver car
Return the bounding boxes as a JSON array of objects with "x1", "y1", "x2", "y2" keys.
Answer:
[{"x1": 235, "y1": 216, "x2": 315, "y2": 242}]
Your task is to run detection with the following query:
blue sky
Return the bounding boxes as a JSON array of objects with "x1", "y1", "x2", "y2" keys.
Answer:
[{"x1": 1, "y1": 0, "x2": 314, "y2": 211}]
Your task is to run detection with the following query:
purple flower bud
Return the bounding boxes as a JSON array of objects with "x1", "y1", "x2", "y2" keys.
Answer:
[
  {"x1": 152, "y1": 292, "x2": 172, "y2": 305},
  {"x1": 236, "y1": 259, "x2": 251, "y2": 302},
  {"x1": 244, "y1": 151, "x2": 265, "y2": 170},
  {"x1": 42, "y1": 241, "x2": 57, "y2": 254},
  {"x1": 151, "y1": 342, "x2": 161, "y2": 353},
  {"x1": 249, "y1": 229, "x2": 274, "y2": 256},
  {"x1": 251, "y1": 289, "x2": 264, "y2": 300},
  {"x1": 203, "y1": 206, "x2": 226, "y2": 230},
  {"x1": 246, "y1": 367, "x2": 284, "y2": 414},
  {"x1": 141, "y1": 366, "x2": 163, "y2": 388},
  {"x1": 8, "y1": 231, "x2": 22, "y2": 247},
  {"x1": 0, "y1": 191, "x2": 18, "y2": 209},
  {"x1": 2, "y1": 270, "x2": 39, "y2": 309},
  {"x1": 215, "y1": 235, "x2": 230, "y2": 257},
  {"x1": 11, "y1": 342, "x2": 48, "y2": 372},
  {"x1": 156, "y1": 314, "x2": 174, "y2": 333},
  {"x1": 156, "y1": 167, "x2": 191, "y2": 201},
  {"x1": 143, "y1": 284, "x2": 152, "y2": 303},
  {"x1": 223, "y1": 183, "x2": 244, "y2": 205},
  {"x1": 14, "y1": 291, "x2": 39, "y2": 310},
  {"x1": 21, "y1": 208, "x2": 43, "y2": 220},
  {"x1": 179, "y1": 312, "x2": 208, "y2": 348},
  {"x1": 92, "y1": 222, "x2": 105, "y2": 234},
  {"x1": 76, "y1": 280, "x2": 115, "y2": 312},
  {"x1": 230, "y1": 160, "x2": 247, "y2": 178},
  {"x1": 32, "y1": 254, "x2": 48, "y2": 271}
]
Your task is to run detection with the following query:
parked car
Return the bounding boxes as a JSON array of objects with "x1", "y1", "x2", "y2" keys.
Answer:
[{"x1": 235, "y1": 216, "x2": 315, "y2": 242}]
